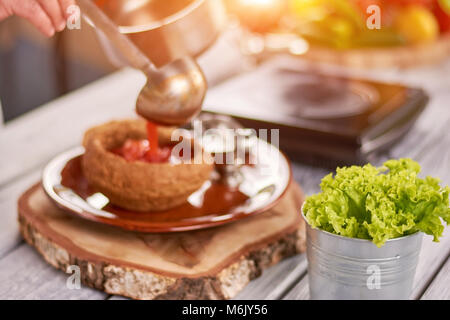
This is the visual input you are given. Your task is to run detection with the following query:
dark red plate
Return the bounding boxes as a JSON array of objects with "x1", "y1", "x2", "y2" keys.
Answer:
[{"x1": 42, "y1": 144, "x2": 291, "y2": 233}]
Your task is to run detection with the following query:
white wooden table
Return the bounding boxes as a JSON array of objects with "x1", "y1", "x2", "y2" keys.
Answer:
[{"x1": 0, "y1": 55, "x2": 449, "y2": 300}]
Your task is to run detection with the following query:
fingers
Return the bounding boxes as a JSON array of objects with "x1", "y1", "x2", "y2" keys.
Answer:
[
  {"x1": 58, "y1": 0, "x2": 76, "y2": 19},
  {"x1": 2, "y1": 0, "x2": 78, "y2": 37},
  {"x1": 11, "y1": 0, "x2": 55, "y2": 37},
  {"x1": 38, "y1": 0, "x2": 66, "y2": 32},
  {"x1": 0, "y1": 1, "x2": 13, "y2": 21}
]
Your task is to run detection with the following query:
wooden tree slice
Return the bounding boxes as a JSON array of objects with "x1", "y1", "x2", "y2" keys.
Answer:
[
  {"x1": 18, "y1": 181, "x2": 305, "y2": 300},
  {"x1": 303, "y1": 34, "x2": 450, "y2": 69}
]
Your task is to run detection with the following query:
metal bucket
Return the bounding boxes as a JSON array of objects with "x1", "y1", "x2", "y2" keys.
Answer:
[{"x1": 303, "y1": 211, "x2": 423, "y2": 300}]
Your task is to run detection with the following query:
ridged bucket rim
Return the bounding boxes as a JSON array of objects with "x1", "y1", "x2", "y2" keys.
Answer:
[{"x1": 300, "y1": 204, "x2": 422, "y2": 244}]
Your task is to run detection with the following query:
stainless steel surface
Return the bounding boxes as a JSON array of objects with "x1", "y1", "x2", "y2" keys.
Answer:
[
  {"x1": 78, "y1": 0, "x2": 210, "y2": 125},
  {"x1": 93, "y1": 0, "x2": 226, "y2": 67},
  {"x1": 303, "y1": 212, "x2": 423, "y2": 300}
]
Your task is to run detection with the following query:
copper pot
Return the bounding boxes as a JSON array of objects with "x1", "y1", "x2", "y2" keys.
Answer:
[{"x1": 91, "y1": 0, "x2": 226, "y2": 67}]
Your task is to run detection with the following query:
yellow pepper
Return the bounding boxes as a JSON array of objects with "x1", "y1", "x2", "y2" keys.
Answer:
[{"x1": 394, "y1": 5, "x2": 439, "y2": 44}]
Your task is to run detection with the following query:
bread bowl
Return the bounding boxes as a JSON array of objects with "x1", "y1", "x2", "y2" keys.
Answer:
[{"x1": 82, "y1": 119, "x2": 213, "y2": 211}]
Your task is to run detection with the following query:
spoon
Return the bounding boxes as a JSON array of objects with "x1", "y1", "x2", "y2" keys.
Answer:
[{"x1": 77, "y1": 0, "x2": 207, "y2": 126}]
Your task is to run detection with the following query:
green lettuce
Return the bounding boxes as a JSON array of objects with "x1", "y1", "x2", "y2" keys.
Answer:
[{"x1": 303, "y1": 159, "x2": 450, "y2": 247}]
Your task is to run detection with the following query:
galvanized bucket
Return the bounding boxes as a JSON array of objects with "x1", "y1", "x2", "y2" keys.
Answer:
[{"x1": 303, "y1": 211, "x2": 423, "y2": 300}]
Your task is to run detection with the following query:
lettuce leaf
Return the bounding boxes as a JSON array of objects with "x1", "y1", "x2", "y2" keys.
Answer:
[{"x1": 303, "y1": 159, "x2": 450, "y2": 247}]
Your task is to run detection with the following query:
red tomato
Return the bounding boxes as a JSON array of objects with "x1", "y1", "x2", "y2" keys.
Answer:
[
  {"x1": 113, "y1": 139, "x2": 149, "y2": 162},
  {"x1": 112, "y1": 139, "x2": 172, "y2": 163},
  {"x1": 112, "y1": 121, "x2": 173, "y2": 163},
  {"x1": 144, "y1": 146, "x2": 172, "y2": 163},
  {"x1": 387, "y1": 0, "x2": 433, "y2": 8},
  {"x1": 434, "y1": 1, "x2": 450, "y2": 32}
]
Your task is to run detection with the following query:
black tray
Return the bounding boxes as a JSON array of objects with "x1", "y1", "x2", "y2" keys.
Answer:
[{"x1": 204, "y1": 64, "x2": 428, "y2": 167}]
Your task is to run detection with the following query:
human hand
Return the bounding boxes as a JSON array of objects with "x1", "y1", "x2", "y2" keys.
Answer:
[{"x1": 0, "y1": 0, "x2": 76, "y2": 37}]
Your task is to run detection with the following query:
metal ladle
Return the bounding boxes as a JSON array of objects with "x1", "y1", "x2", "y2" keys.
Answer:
[{"x1": 77, "y1": 0, "x2": 207, "y2": 126}]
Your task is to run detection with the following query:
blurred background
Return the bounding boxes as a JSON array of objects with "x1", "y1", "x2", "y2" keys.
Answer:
[
  {"x1": 0, "y1": 0, "x2": 449, "y2": 123},
  {"x1": 0, "y1": 13, "x2": 116, "y2": 122}
]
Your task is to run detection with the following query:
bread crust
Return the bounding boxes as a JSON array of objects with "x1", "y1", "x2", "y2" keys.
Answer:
[{"x1": 82, "y1": 119, "x2": 213, "y2": 212}]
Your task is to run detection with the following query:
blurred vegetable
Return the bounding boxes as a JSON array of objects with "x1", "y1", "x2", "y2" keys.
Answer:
[
  {"x1": 353, "y1": 0, "x2": 383, "y2": 16},
  {"x1": 303, "y1": 159, "x2": 450, "y2": 247},
  {"x1": 394, "y1": 5, "x2": 439, "y2": 43},
  {"x1": 438, "y1": 0, "x2": 450, "y2": 13},
  {"x1": 290, "y1": 0, "x2": 367, "y2": 48},
  {"x1": 290, "y1": 0, "x2": 364, "y2": 27},
  {"x1": 389, "y1": 0, "x2": 434, "y2": 8},
  {"x1": 435, "y1": 0, "x2": 450, "y2": 31},
  {"x1": 353, "y1": 29, "x2": 406, "y2": 47},
  {"x1": 226, "y1": 0, "x2": 286, "y2": 33},
  {"x1": 287, "y1": 0, "x2": 446, "y2": 48}
]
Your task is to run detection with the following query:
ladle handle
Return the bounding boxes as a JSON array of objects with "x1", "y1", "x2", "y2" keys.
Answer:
[{"x1": 77, "y1": 0, "x2": 155, "y2": 74}]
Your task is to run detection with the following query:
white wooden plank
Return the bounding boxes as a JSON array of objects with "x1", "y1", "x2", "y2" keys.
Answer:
[
  {"x1": 389, "y1": 93, "x2": 450, "y2": 161},
  {"x1": 405, "y1": 120, "x2": 450, "y2": 295},
  {"x1": 290, "y1": 163, "x2": 329, "y2": 196},
  {"x1": 412, "y1": 230, "x2": 450, "y2": 299},
  {"x1": 282, "y1": 275, "x2": 309, "y2": 300},
  {"x1": 421, "y1": 257, "x2": 450, "y2": 300},
  {"x1": 0, "y1": 171, "x2": 41, "y2": 258},
  {"x1": 235, "y1": 254, "x2": 307, "y2": 300},
  {"x1": 0, "y1": 244, "x2": 106, "y2": 299}
]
